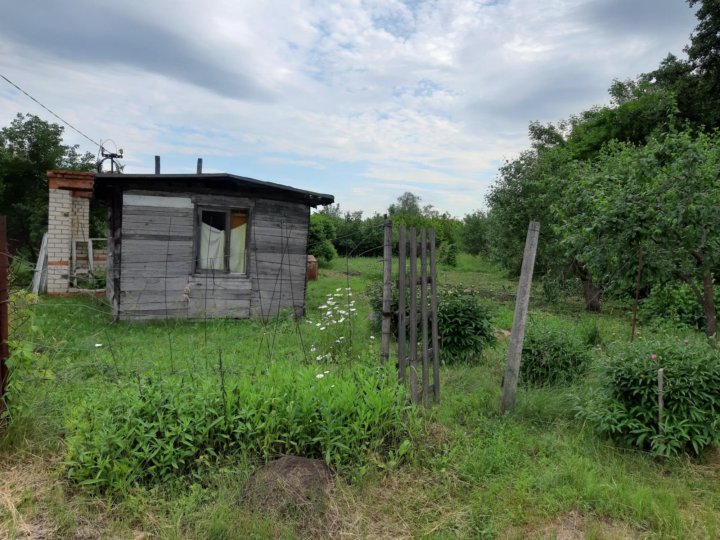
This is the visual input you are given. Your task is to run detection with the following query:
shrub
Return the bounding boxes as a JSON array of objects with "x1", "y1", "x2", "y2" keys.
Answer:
[
  {"x1": 520, "y1": 322, "x2": 591, "y2": 386},
  {"x1": 64, "y1": 362, "x2": 413, "y2": 494},
  {"x1": 308, "y1": 213, "x2": 338, "y2": 263},
  {"x1": 639, "y1": 283, "x2": 705, "y2": 330},
  {"x1": 579, "y1": 338, "x2": 720, "y2": 457},
  {"x1": 439, "y1": 242, "x2": 458, "y2": 267},
  {"x1": 367, "y1": 284, "x2": 496, "y2": 363},
  {"x1": 437, "y1": 287, "x2": 495, "y2": 363}
]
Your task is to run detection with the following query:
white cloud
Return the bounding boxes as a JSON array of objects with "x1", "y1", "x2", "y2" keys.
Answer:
[{"x1": 0, "y1": 0, "x2": 698, "y2": 217}]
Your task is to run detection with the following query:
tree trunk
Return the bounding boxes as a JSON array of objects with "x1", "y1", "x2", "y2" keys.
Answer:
[
  {"x1": 702, "y1": 272, "x2": 717, "y2": 339},
  {"x1": 573, "y1": 260, "x2": 601, "y2": 312}
]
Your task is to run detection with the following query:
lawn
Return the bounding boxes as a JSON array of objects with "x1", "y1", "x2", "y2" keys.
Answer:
[{"x1": 1, "y1": 254, "x2": 719, "y2": 539}]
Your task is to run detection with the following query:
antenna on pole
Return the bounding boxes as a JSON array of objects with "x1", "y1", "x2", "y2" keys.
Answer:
[{"x1": 96, "y1": 140, "x2": 125, "y2": 173}]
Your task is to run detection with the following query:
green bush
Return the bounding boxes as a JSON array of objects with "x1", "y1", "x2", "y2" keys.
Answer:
[
  {"x1": 639, "y1": 283, "x2": 705, "y2": 329},
  {"x1": 520, "y1": 322, "x2": 591, "y2": 386},
  {"x1": 439, "y1": 243, "x2": 458, "y2": 267},
  {"x1": 579, "y1": 339, "x2": 720, "y2": 457},
  {"x1": 437, "y1": 287, "x2": 495, "y2": 363},
  {"x1": 367, "y1": 284, "x2": 495, "y2": 363},
  {"x1": 64, "y1": 362, "x2": 413, "y2": 494}
]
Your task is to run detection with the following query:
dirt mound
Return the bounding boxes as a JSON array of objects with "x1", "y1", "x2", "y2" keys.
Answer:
[{"x1": 243, "y1": 456, "x2": 334, "y2": 519}]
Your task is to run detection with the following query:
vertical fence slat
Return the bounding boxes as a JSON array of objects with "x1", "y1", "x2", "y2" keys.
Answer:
[
  {"x1": 409, "y1": 227, "x2": 418, "y2": 404},
  {"x1": 420, "y1": 228, "x2": 429, "y2": 407},
  {"x1": 429, "y1": 228, "x2": 440, "y2": 404},
  {"x1": 0, "y1": 216, "x2": 9, "y2": 402},
  {"x1": 398, "y1": 225, "x2": 407, "y2": 382},
  {"x1": 380, "y1": 217, "x2": 392, "y2": 363}
]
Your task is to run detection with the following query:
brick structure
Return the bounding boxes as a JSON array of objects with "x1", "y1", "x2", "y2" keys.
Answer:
[{"x1": 46, "y1": 170, "x2": 95, "y2": 294}]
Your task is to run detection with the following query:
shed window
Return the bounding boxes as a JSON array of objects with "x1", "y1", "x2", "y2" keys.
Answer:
[{"x1": 197, "y1": 208, "x2": 248, "y2": 273}]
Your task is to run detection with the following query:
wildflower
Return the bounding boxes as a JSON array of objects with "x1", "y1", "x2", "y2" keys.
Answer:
[
  {"x1": 337, "y1": 336, "x2": 345, "y2": 341},
  {"x1": 651, "y1": 353, "x2": 657, "y2": 360},
  {"x1": 316, "y1": 355, "x2": 323, "y2": 361},
  {"x1": 336, "y1": 287, "x2": 342, "y2": 292},
  {"x1": 310, "y1": 346, "x2": 316, "y2": 352},
  {"x1": 319, "y1": 304, "x2": 327, "y2": 309},
  {"x1": 324, "y1": 370, "x2": 330, "y2": 374},
  {"x1": 338, "y1": 317, "x2": 345, "y2": 323},
  {"x1": 316, "y1": 373, "x2": 324, "y2": 379},
  {"x1": 316, "y1": 322, "x2": 321, "y2": 327},
  {"x1": 370, "y1": 335, "x2": 375, "y2": 340},
  {"x1": 95, "y1": 343, "x2": 103, "y2": 347},
  {"x1": 320, "y1": 326, "x2": 326, "y2": 331}
]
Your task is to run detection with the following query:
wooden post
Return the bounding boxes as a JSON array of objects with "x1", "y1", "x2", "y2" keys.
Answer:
[
  {"x1": 500, "y1": 221, "x2": 540, "y2": 415},
  {"x1": 380, "y1": 217, "x2": 392, "y2": 364},
  {"x1": 197, "y1": 158, "x2": 203, "y2": 174},
  {"x1": 658, "y1": 368, "x2": 665, "y2": 434},
  {"x1": 420, "y1": 228, "x2": 429, "y2": 407},
  {"x1": 429, "y1": 229, "x2": 440, "y2": 404},
  {"x1": 398, "y1": 226, "x2": 407, "y2": 382},
  {"x1": 409, "y1": 227, "x2": 418, "y2": 403},
  {"x1": 630, "y1": 247, "x2": 644, "y2": 342},
  {"x1": 0, "y1": 216, "x2": 9, "y2": 401},
  {"x1": 155, "y1": 155, "x2": 161, "y2": 174}
]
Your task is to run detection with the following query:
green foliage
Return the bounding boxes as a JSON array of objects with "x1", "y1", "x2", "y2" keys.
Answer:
[
  {"x1": 460, "y1": 210, "x2": 488, "y2": 255},
  {"x1": 438, "y1": 242, "x2": 458, "y2": 267},
  {"x1": 1, "y1": 290, "x2": 48, "y2": 425},
  {"x1": 64, "y1": 362, "x2": 413, "y2": 494},
  {"x1": 367, "y1": 283, "x2": 495, "y2": 363},
  {"x1": 639, "y1": 282, "x2": 706, "y2": 329},
  {"x1": 308, "y1": 212, "x2": 338, "y2": 263},
  {"x1": 437, "y1": 287, "x2": 495, "y2": 364},
  {"x1": 579, "y1": 338, "x2": 720, "y2": 456},
  {"x1": 556, "y1": 130, "x2": 720, "y2": 336},
  {"x1": 9, "y1": 256, "x2": 33, "y2": 288},
  {"x1": 0, "y1": 113, "x2": 95, "y2": 257},
  {"x1": 520, "y1": 321, "x2": 591, "y2": 386}
]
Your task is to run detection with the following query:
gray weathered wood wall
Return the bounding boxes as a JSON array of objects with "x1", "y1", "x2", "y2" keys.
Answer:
[{"x1": 115, "y1": 190, "x2": 308, "y2": 321}]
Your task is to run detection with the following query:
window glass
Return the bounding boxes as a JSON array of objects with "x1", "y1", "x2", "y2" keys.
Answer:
[
  {"x1": 229, "y1": 210, "x2": 247, "y2": 273},
  {"x1": 199, "y1": 210, "x2": 226, "y2": 270}
]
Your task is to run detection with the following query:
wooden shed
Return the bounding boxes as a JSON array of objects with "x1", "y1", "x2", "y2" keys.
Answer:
[{"x1": 93, "y1": 173, "x2": 334, "y2": 321}]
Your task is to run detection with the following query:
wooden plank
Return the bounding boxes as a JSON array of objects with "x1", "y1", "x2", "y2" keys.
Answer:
[
  {"x1": 123, "y1": 194, "x2": 193, "y2": 209},
  {"x1": 421, "y1": 228, "x2": 429, "y2": 408},
  {"x1": 31, "y1": 232, "x2": 48, "y2": 294},
  {"x1": 122, "y1": 261, "x2": 193, "y2": 277},
  {"x1": 398, "y1": 225, "x2": 406, "y2": 382},
  {"x1": 381, "y1": 218, "x2": 392, "y2": 364},
  {"x1": 409, "y1": 227, "x2": 418, "y2": 404},
  {"x1": 430, "y1": 229, "x2": 440, "y2": 404},
  {"x1": 123, "y1": 206, "x2": 194, "y2": 218}
]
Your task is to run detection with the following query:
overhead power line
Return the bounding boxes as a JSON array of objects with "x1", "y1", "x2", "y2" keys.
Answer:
[{"x1": 0, "y1": 72, "x2": 102, "y2": 150}]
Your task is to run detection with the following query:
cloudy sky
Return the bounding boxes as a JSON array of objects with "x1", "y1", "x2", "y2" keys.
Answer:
[{"x1": 0, "y1": 0, "x2": 698, "y2": 216}]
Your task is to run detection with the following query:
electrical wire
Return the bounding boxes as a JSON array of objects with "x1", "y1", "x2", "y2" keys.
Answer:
[{"x1": 0, "y1": 72, "x2": 102, "y2": 150}]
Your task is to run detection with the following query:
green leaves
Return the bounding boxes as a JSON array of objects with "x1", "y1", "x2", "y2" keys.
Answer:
[
  {"x1": 578, "y1": 338, "x2": 720, "y2": 457},
  {"x1": 519, "y1": 320, "x2": 592, "y2": 387},
  {"x1": 63, "y1": 362, "x2": 413, "y2": 495}
]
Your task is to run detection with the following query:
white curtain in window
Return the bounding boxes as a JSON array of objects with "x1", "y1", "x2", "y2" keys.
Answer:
[
  {"x1": 229, "y1": 223, "x2": 246, "y2": 273},
  {"x1": 200, "y1": 223, "x2": 225, "y2": 270}
]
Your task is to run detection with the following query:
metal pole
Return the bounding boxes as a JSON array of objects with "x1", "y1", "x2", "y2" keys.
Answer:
[{"x1": 500, "y1": 221, "x2": 540, "y2": 415}]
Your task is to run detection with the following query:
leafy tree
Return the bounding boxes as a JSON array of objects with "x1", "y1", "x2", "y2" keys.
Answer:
[
  {"x1": 460, "y1": 210, "x2": 488, "y2": 255},
  {"x1": 0, "y1": 113, "x2": 94, "y2": 258},
  {"x1": 308, "y1": 212, "x2": 338, "y2": 263},
  {"x1": 556, "y1": 130, "x2": 720, "y2": 338}
]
